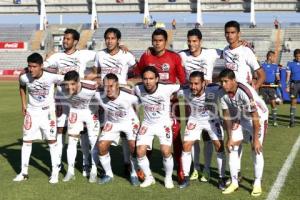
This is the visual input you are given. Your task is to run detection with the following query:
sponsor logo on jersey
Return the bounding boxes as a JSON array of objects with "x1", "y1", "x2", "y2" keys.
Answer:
[{"x1": 162, "y1": 63, "x2": 170, "y2": 72}]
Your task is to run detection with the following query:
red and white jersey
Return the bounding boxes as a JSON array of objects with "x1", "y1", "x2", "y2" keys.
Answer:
[
  {"x1": 94, "y1": 49, "x2": 136, "y2": 84},
  {"x1": 220, "y1": 82, "x2": 268, "y2": 120},
  {"x1": 223, "y1": 45, "x2": 260, "y2": 83},
  {"x1": 135, "y1": 50, "x2": 186, "y2": 84},
  {"x1": 179, "y1": 48, "x2": 222, "y2": 81},
  {"x1": 44, "y1": 50, "x2": 96, "y2": 78},
  {"x1": 19, "y1": 69, "x2": 63, "y2": 109},
  {"x1": 63, "y1": 80, "x2": 97, "y2": 110},
  {"x1": 95, "y1": 88, "x2": 139, "y2": 123},
  {"x1": 134, "y1": 83, "x2": 180, "y2": 124},
  {"x1": 179, "y1": 83, "x2": 221, "y2": 121}
]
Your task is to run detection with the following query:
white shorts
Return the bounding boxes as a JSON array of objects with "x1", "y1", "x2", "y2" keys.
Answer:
[
  {"x1": 55, "y1": 91, "x2": 70, "y2": 128},
  {"x1": 231, "y1": 118, "x2": 268, "y2": 144},
  {"x1": 184, "y1": 118, "x2": 224, "y2": 141},
  {"x1": 67, "y1": 108, "x2": 99, "y2": 137},
  {"x1": 23, "y1": 106, "x2": 57, "y2": 141},
  {"x1": 136, "y1": 121, "x2": 173, "y2": 150},
  {"x1": 99, "y1": 118, "x2": 140, "y2": 146}
]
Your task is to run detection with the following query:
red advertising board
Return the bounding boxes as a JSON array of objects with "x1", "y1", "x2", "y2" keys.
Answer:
[{"x1": 0, "y1": 42, "x2": 24, "y2": 49}]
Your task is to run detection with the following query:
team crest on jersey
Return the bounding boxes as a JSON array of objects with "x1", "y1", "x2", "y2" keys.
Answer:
[
  {"x1": 49, "y1": 120, "x2": 56, "y2": 128},
  {"x1": 103, "y1": 122, "x2": 113, "y2": 132},
  {"x1": 23, "y1": 113, "x2": 32, "y2": 130},
  {"x1": 162, "y1": 63, "x2": 170, "y2": 72},
  {"x1": 69, "y1": 112, "x2": 77, "y2": 124},
  {"x1": 187, "y1": 123, "x2": 196, "y2": 130}
]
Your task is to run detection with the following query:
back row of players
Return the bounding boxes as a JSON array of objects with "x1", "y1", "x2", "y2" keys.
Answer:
[{"x1": 13, "y1": 20, "x2": 300, "y2": 197}]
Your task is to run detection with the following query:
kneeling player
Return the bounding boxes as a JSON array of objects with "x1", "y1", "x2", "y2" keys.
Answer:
[
  {"x1": 219, "y1": 69, "x2": 268, "y2": 196},
  {"x1": 179, "y1": 71, "x2": 226, "y2": 190},
  {"x1": 95, "y1": 73, "x2": 140, "y2": 185},
  {"x1": 14, "y1": 53, "x2": 63, "y2": 184},
  {"x1": 61, "y1": 71, "x2": 100, "y2": 183},
  {"x1": 134, "y1": 66, "x2": 181, "y2": 189}
]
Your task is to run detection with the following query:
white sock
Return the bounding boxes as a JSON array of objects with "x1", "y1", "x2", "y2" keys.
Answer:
[
  {"x1": 49, "y1": 142, "x2": 60, "y2": 172},
  {"x1": 80, "y1": 133, "x2": 90, "y2": 168},
  {"x1": 121, "y1": 137, "x2": 130, "y2": 164},
  {"x1": 21, "y1": 142, "x2": 32, "y2": 175},
  {"x1": 238, "y1": 144, "x2": 243, "y2": 173},
  {"x1": 216, "y1": 151, "x2": 226, "y2": 178},
  {"x1": 204, "y1": 140, "x2": 213, "y2": 172},
  {"x1": 229, "y1": 146, "x2": 240, "y2": 185},
  {"x1": 137, "y1": 155, "x2": 152, "y2": 178},
  {"x1": 99, "y1": 153, "x2": 113, "y2": 177},
  {"x1": 191, "y1": 142, "x2": 200, "y2": 171},
  {"x1": 56, "y1": 133, "x2": 65, "y2": 164},
  {"x1": 163, "y1": 156, "x2": 174, "y2": 179},
  {"x1": 181, "y1": 151, "x2": 192, "y2": 177},
  {"x1": 252, "y1": 150, "x2": 264, "y2": 186},
  {"x1": 89, "y1": 135, "x2": 99, "y2": 174},
  {"x1": 130, "y1": 155, "x2": 138, "y2": 177},
  {"x1": 66, "y1": 136, "x2": 78, "y2": 174}
]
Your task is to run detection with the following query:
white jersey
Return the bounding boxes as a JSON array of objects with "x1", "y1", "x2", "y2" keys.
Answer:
[
  {"x1": 179, "y1": 48, "x2": 222, "y2": 81},
  {"x1": 96, "y1": 88, "x2": 139, "y2": 123},
  {"x1": 220, "y1": 82, "x2": 268, "y2": 120},
  {"x1": 44, "y1": 50, "x2": 96, "y2": 78},
  {"x1": 179, "y1": 83, "x2": 221, "y2": 121},
  {"x1": 223, "y1": 45, "x2": 260, "y2": 83},
  {"x1": 19, "y1": 69, "x2": 63, "y2": 109},
  {"x1": 94, "y1": 49, "x2": 136, "y2": 84},
  {"x1": 134, "y1": 83, "x2": 180, "y2": 124},
  {"x1": 62, "y1": 80, "x2": 97, "y2": 110}
]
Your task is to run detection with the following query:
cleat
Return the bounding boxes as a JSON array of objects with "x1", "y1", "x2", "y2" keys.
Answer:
[
  {"x1": 190, "y1": 170, "x2": 199, "y2": 181},
  {"x1": 63, "y1": 172, "x2": 75, "y2": 182},
  {"x1": 98, "y1": 175, "x2": 113, "y2": 184},
  {"x1": 218, "y1": 178, "x2": 227, "y2": 191},
  {"x1": 179, "y1": 176, "x2": 190, "y2": 189},
  {"x1": 140, "y1": 176, "x2": 155, "y2": 188},
  {"x1": 49, "y1": 173, "x2": 59, "y2": 184},
  {"x1": 136, "y1": 169, "x2": 145, "y2": 182},
  {"x1": 13, "y1": 173, "x2": 29, "y2": 182},
  {"x1": 251, "y1": 185, "x2": 262, "y2": 197},
  {"x1": 82, "y1": 165, "x2": 90, "y2": 177},
  {"x1": 200, "y1": 170, "x2": 210, "y2": 182},
  {"x1": 89, "y1": 172, "x2": 97, "y2": 183},
  {"x1": 130, "y1": 176, "x2": 140, "y2": 186},
  {"x1": 222, "y1": 183, "x2": 239, "y2": 194},
  {"x1": 164, "y1": 177, "x2": 174, "y2": 189}
]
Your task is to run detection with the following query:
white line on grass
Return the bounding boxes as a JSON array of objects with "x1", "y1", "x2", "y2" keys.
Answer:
[{"x1": 266, "y1": 134, "x2": 300, "y2": 200}]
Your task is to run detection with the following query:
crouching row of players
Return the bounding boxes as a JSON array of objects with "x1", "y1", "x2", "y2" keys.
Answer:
[{"x1": 14, "y1": 53, "x2": 268, "y2": 196}]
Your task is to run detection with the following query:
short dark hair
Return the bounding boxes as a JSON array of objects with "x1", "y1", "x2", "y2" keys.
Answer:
[
  {"x1": 189, "y1": 71, "x2": 205, "y2": 81},
  {"x1": 64, "y1": 28, "x2": 80, "y2": 41},
  {"x1": 224, "y1": 20, "x2": 240, "y2": 32},
  {"x1": 219, "y1": 68, "x2": 236, "y2": 80},
  {"x1": 64, "y1": 71, "x2": 80, "y2": 82},
  {"x1": 187, "y1": 28, "x2": 202, "y2": 40},
  {"x1": 104, "y1": 28, "x2": 121, "y2": 40},
  {"x1": 267, "y1": 50, "x2": 275, "y2": 57},
  {"x1": 152, "y1": 28, "x2": 168, "y2": 41},
  {"x1": 27, "y1": 53, "x2": 43, "y2": 65},
  {"x1": 141, "y1": 66, "x2": 159, "y2": 79},
  {"x1": 294, "y1": 49, "x2": 300, "y2": 57},
  {"x1": 104, "y1": 73, "x2": 119, "y2": 82}
]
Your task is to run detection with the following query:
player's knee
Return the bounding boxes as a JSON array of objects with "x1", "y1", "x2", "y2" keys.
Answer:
[
  {"x1": 182, "y1": 142, "x2": 192, "y2": 152},
  {"x1": 136, "y1": 146, "x2": 146, "y2": 158},
  {"x1": 98, "y1": 141, "x2": 109, "y2": 155}
]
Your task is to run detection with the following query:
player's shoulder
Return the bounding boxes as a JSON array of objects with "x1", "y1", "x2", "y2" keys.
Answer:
[
  {"x1": 178, "y1": 49, "x2": 190, "y2": 56},
  {"x1": 206, "y1": 83, "x2": 221, "y2": 89},
  {"x1": 120, "y1": 87, "x2": 135, "y2": 95},
  {"x1": 81, "y1": 80, "x2": 97, "y2": 90},
  {"x1": 166, "y1": 49, "x2": 180, "y2": 57},
  {"x1": 237, "y1": 82, "x2": 254, "y2": 99},
  {"x1": 43, "y1": 67, "x2": 59, "y2": 74}
]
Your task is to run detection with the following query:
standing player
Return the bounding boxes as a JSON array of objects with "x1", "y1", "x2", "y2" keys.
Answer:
[
  {"x1": 95, "y1": 73, "x2": 140, "y2": 186},
  {"x1": 134, "y1": 28, "x2": 186, "y2": 183},
  {"x1": 178, "y1": 71, "x2": 226, "y2": 190},
  {"x1": 179, "y1": 28, "x2": 223, "y2": 182},
  {"x1": 94, "y1": 27, "x2": 137, "y2": 175},
  {"x1": 259, "y1": 51, "x2": 280, "y2": 126},
  {"x1": 60, "y1": 71, "x2": 99, "y2": 183},
  {"x1": 44, "y1": 28, "x2": 97, "y2": 176},
  {"x1": 223, "y1": 20, "x2": 265, "y2": 89},
  {"x1": 135, "y1": 66, "x2": 181, "y2": 188},
  {"x1": 286, "y1": 49, "x2": 300, "y2": 127},
  {"x1": 14, "y1": 53, "x2": 63, "y2": 184},
  {"x1": 219, "y1": 69, "x2": 268, "y2": 196}
]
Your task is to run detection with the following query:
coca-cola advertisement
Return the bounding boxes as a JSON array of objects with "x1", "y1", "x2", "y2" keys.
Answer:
[{"x1": 0, "y1": 41, "x2": 25, "y2": 49}]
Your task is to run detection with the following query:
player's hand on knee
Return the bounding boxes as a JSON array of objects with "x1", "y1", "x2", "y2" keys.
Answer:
[
  {"x1": 226, "y1": 139, "x2": 234, "y2": 153},
  {"x1": 252, "y1": 140, "x2": 262, "y2": 155},
  {"x1": 22, "y1": 106, "x2": 27, "y2": 116}
]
